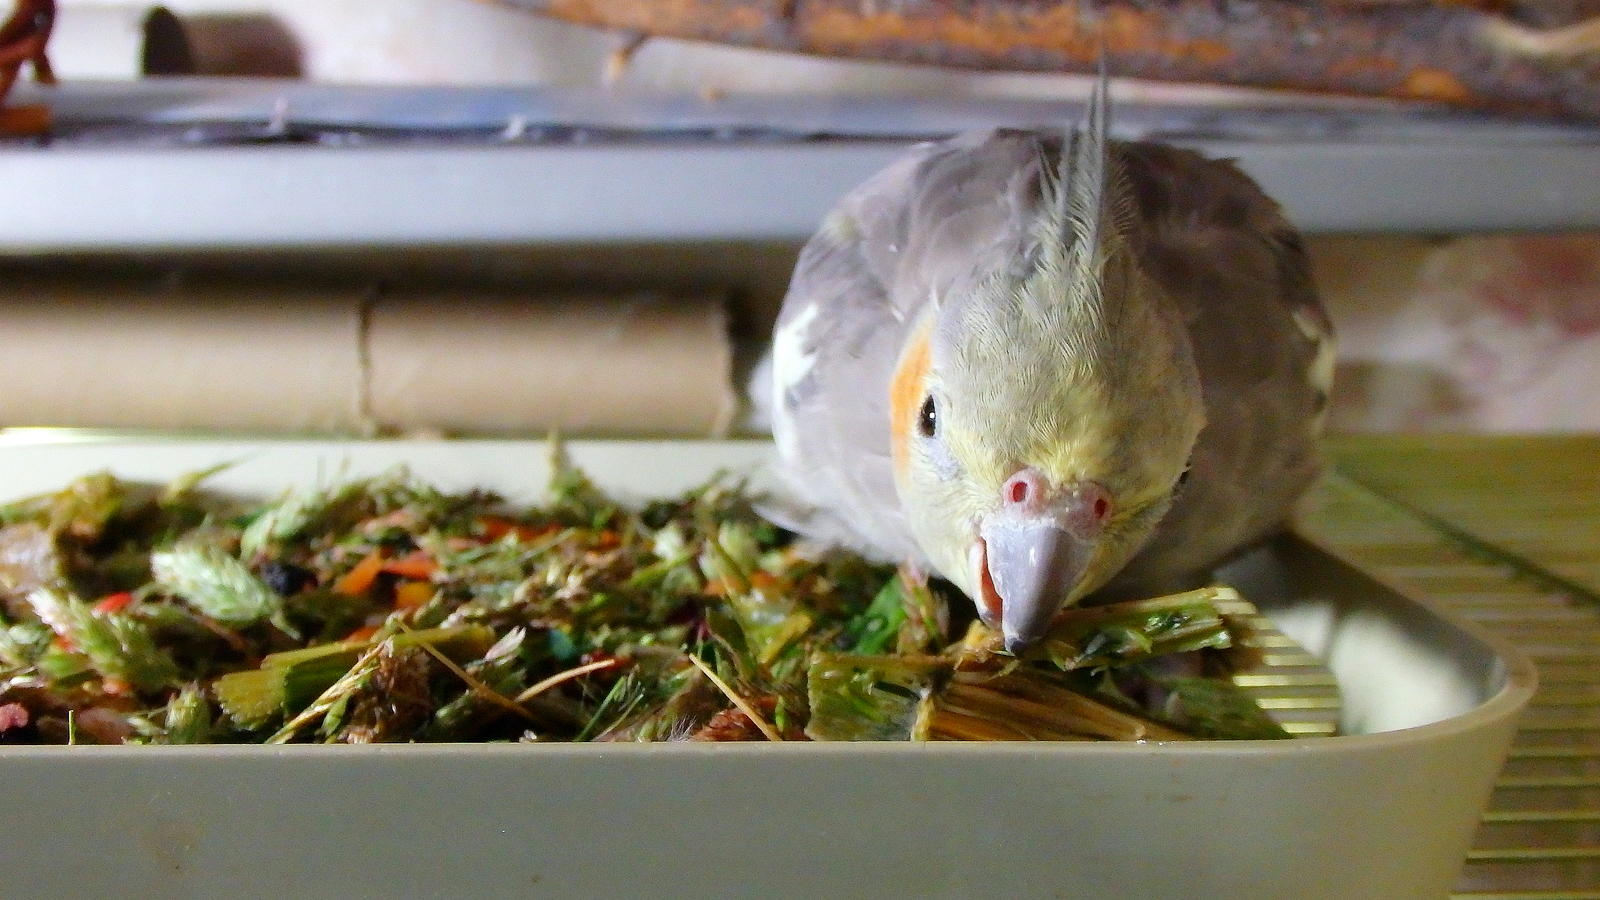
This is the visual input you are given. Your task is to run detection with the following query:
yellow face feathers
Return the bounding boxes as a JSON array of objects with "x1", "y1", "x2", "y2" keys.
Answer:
[{"x1": 887, "y1": 239, "x2": 1206, "y2": 609}]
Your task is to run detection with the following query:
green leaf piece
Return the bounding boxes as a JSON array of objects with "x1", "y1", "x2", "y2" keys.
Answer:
[
  {"x1": 26, "y1": 589, "x2": 179, "y2": 694},
  {"x1": 150, "y1": 543, "x2": 295, "y2": 636},
  {"x1": 805, "y1": 653, "x2": 940, "y2": 741}
]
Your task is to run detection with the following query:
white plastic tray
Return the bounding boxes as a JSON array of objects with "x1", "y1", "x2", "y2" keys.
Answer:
[{"x1": 0, "y1": 439, "x2": 1537, "y2": 900}]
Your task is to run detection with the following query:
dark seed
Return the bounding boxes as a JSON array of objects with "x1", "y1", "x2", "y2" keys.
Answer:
[{"x1": 259, "y1": 560, "x2": 315, "y2": 596}]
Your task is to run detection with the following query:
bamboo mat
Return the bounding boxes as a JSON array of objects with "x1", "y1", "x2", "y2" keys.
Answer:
[{"x1": 1300, "y1": 435, "x2": 1600, "y2": 900}]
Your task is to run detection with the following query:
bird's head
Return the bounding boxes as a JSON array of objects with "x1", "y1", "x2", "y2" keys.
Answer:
[{"x1": 887, "y1": 101, "x2": 1205, "y2": 654}]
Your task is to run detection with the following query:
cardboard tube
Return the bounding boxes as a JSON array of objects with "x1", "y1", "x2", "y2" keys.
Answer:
[
  {"x1": 0, "y1": 279, "x2": 364, "y2": 432},
  {"x1": 368, "y1": 290, "x2": 736, "y2": 437},
  {"x1": 0, "y1": 278, "x2": 734, "y2": 437}
]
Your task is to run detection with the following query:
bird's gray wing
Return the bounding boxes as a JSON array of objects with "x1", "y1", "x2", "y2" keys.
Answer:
[
  {"x1": 1104, "y1": 141, "x2": 1335, "y2": 595},
  {"x1": 765, "y1": 130, "x2": 1050, "y2": 560}
]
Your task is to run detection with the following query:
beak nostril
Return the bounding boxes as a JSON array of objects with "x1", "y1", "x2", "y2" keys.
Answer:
[
  {"x1": 1093, "y1": 496, "x2": 1109, "y2": 521},
  {"x1": 1002, "y1": 469, "x2": 1043, "y2": 507}
]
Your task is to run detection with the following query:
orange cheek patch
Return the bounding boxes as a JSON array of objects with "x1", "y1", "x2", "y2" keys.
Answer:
[{"x1": 889, "y1": 323, "x2": 933, "y2": 478}]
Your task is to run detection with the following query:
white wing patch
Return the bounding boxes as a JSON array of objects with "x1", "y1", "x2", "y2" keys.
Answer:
[
  {"x1": 1292, "y1": 306, "x2": 1338, "y2": 434},
  {"x1": 770, "y1": 302, "x2": 821, "y2": 459}
]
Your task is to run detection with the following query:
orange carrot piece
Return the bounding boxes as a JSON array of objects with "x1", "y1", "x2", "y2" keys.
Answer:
[
  {"x1": 344, "y1": 623, "x2": 383, "y2": 643},
  {"x1": 393, "y1": 581, "x2": 435, "y2": 612},
  {"x1": 749, "y1": 571, "x2": 783, "y2": 591},
  {"x1": 334, "y1": 550, "x2": 386, "y2": 597},
  {"x1": 381, "y1": 551, "x2": 438, "y2": 581}
]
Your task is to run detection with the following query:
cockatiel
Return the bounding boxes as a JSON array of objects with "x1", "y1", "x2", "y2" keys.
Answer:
[{"x1": 761, "y1": 85, "x2": 1335, "y2": 653}]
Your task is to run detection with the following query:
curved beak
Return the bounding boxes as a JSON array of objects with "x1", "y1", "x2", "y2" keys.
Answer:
[
  {"x1": 973, "y1": 474, "x2": 1110, "y2": 654},
  {"x1": 977, "y1": 518, "x2": 1095, "y2": 653}
]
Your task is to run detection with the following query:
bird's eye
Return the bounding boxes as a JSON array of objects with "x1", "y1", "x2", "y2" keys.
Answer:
[{"x1": 918, "y1": 395, "x2": 938, "y2": 438}]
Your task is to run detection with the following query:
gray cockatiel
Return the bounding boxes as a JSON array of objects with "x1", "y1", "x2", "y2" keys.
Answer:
[{"x1": 760, "y1": 87, "x2": 1335, "y2": 653}]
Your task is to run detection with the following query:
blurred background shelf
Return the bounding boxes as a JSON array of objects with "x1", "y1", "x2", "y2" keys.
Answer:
[{"x1": 2, "y1": 81, "x2": 1600, "y2": 251}]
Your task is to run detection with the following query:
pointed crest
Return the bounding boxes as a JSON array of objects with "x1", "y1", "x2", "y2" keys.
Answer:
[
  {"x1": 1067, "y1": 63, "x2": 1110, "y2": 265},
  {"x1": 1030, "y1": 64, "x2": 1113, "y2": 332}
]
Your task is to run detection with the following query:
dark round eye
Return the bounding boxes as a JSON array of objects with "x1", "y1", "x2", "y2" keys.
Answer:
[{"x1": 918, "y1": 395, "x2": 938, "y2": 438}]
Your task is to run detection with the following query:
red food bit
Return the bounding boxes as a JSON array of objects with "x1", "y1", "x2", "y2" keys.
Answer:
[
  {"x1": 478, "y1": 517, "x2": 559, "y2": 543},
  {"x1": 92, "y1": 592, "x2": 135, "y2": 615},
  {"x1": 477, "y1": 517, "x2": 516, "y2": 540},
  {"x1": 688, "y1": 695, "x2": 805, "y2": 742},
  {"x1": 74, "y1": 707, "x2": 134, "y2": 745},
  {"x1": 360, "y1": 509, "x2": 419, "y2": 534},
  {"x1": 580, "y1": 650, "x2": 613, "y2": 666},
  {"x1": 0, "y1": 702, "x2": 28, "y2": 732},
  {"x1": 689, "y1": 706, "x2": 768, "y2": 742},
  {"x1": 577, "y1": 651, "x2": 630, "y2": 680}
]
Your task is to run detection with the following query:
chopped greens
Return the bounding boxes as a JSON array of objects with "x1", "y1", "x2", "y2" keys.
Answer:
[
  {"x1": 151, "y1": 544, "x2": 296, "y2": 637},
  {"x1": 0, "y1": 461, "x2": 1292, "y2": 745}
]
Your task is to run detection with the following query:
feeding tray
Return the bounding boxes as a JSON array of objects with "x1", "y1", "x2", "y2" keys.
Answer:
[{"x1": 0, "y1": 438, "x2": 1535, "y2": 900}]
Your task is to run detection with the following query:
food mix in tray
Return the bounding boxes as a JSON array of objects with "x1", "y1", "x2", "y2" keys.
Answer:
[{"x1": 0, "y1": 450, "x2": 1289, "y2": 746}]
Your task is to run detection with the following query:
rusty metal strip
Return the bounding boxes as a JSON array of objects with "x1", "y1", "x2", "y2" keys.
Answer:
[
  {"x1": 0, "y1": 0, "x2": 55, "y2": 134},
  {"x1": 491, "y1": 0, "x2": 1600, "y2": 119},
  {"x1": 0, "y1": 0, "x2": 54, "y2": 99}
]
